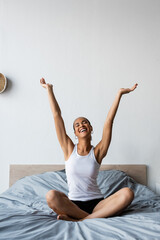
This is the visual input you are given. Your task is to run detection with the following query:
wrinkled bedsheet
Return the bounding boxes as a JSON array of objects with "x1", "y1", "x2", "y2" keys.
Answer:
[{"x1": 0, "y1": 169, "x2": 160, "y2": 240}]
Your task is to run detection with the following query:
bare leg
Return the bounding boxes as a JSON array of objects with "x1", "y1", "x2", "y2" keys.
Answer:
[
  {"x1": 56, "y1": 187, "x2": 134, "y2": 222},
  {"x1": 46, "y1": 190, "x2": 89, "y2": 220},
  {"x1": 83, "y1": 187, "x2": 134, "y2": 220}
]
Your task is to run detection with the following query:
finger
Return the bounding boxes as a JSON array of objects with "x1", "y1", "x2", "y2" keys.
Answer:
[
  {"x1": 40, "y1": 84, "x2": 47, "y2": 88},
  {"x1": 40, "y1": 82, "x2": 45, "y2": 85},
  {"x1": 130, "y1": 83, "x2": 138, "y2": 91},
  {"x1": 40, "y1": 78, "x2": 45, "y2": 84}
]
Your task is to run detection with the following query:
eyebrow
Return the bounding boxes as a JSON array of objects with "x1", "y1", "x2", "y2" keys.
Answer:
[{"x1": 74, "y1": 120, "x2": 87, "y2": 126}]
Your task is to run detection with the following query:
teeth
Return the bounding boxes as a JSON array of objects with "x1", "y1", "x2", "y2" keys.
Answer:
[{"x1": 80, "y1": 129, "x2": 86, "y2": 132}]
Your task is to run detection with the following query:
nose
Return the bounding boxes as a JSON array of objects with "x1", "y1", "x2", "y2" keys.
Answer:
[{"x1": 79, "y1": 123, "x2": 85, "y2": 128}]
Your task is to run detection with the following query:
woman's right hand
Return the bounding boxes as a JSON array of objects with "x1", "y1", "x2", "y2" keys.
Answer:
[{"x1": 40, "y1": 78, "x2": 53, "y2": 90}]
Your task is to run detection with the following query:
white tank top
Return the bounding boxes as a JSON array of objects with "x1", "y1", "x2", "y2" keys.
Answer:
[{"x1": 65, "y1": 144, "x2": 104, "y2": 201}]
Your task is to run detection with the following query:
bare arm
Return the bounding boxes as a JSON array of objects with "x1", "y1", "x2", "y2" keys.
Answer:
[
  {"x1": 95, "y1": 84, "x2": 138, "y2": 163},
  {"x1": 40, "y1": 78, "x2": 74, "y2": 157}
]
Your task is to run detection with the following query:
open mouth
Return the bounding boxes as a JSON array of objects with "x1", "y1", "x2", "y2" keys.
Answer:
[{"x1": 79, "y1": 128, "x2": 87, "y2": 133}]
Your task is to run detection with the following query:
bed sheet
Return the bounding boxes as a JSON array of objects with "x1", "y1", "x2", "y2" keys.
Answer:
[{"x1": 0, "y1": 169, "x2": 160, "y2": 240}]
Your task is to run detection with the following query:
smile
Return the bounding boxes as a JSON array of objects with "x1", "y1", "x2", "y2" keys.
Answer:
[{"x1": 79, "y1": 128, "x2": 87, "y2": 133}]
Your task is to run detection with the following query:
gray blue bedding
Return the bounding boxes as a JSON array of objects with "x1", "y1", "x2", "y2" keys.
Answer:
[{"x1": 0, "y1": 169, "x2": 160, "y2": 240}]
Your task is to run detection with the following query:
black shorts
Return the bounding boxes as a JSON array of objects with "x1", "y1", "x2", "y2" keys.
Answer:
[{"x1": 71, "y1": 198, "x2": 104, "y2": 214}]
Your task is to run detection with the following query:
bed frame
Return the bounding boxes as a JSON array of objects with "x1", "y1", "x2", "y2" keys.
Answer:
[{"x1": 9, "y1": 164, "x2": 147, "y2": 187}]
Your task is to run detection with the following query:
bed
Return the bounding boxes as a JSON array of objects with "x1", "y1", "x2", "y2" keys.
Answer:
[{"x1": 0, "y1": 164, "x2": 160, "y2": 240}]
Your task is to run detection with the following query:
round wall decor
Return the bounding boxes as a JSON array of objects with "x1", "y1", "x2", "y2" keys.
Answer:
[{"x1": 0, "y1": 73, "x2": 7, "y2": 93}]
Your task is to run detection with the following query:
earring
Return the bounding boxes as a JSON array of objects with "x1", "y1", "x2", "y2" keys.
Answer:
[{"x1": 75, "y1": 136, "x2": 78, "y2": 139}]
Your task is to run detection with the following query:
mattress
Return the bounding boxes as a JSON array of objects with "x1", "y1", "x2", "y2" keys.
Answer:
[{"x1": 0, "y1": 169, "x2": 160, "y2": 240}]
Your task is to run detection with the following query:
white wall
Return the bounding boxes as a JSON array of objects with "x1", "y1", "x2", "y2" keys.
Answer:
[{"x1": 1, "y1": 0, "x2": 160, "y2": 194}]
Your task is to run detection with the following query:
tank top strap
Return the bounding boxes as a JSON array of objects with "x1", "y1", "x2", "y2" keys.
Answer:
[
  {"x1": 73, "y1": 144, "x2": 77, "y2": 154},
  {"x1": 90, "y1": 146, "x2": 94, "y2": 157}
]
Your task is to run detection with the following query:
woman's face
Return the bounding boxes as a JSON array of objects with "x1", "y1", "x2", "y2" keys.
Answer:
[{"x1": 73, "y1": 117, "x2": 93, "y2": 139}]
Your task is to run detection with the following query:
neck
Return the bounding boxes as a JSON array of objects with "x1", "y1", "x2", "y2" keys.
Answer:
[{"x1": 77, "y1": 139, "x2": 92, "y2": 152}]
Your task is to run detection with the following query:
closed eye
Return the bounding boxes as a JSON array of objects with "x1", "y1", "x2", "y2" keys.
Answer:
[
  {"x1": 75, "y1": 120, "x2": 88, "y2": 128},
  {"x1": 82, "y1": 120, "x2": 87, "y2": 124}
]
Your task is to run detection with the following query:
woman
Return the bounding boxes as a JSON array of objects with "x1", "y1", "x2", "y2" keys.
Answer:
[{"x1": 40, "y1": 78, "x2": 137, "y2": 222}]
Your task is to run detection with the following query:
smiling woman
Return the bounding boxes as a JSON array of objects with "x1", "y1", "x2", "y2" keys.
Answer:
[
  {"x1": 73, "y1": 117, "x2": 93, "y2": 145},
  {"x1": 74, "y1": 117, "x2": 92, "y2": 131},
  {"x1": 73, "y1": 118, "x2": 91, "y2": 130},
  {"x1": 40, "y1": 78, "x2": 137, "y2": 222}
]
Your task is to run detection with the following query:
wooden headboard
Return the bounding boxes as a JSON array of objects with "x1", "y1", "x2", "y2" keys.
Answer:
[{"x1": 9, "y1": 164, "x2": 147, "y2": 187}]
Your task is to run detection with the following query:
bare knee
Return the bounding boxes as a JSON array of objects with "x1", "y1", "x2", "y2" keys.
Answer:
[
  {"x1": 46, "y1": 190, "x2": 66, "y2": 209},
  {"x1": 46, "y1": 190, "x2": 57, "y2": 202},
  {"x1": 120, "y1": 187, "x2": 134, "y2": 206}
]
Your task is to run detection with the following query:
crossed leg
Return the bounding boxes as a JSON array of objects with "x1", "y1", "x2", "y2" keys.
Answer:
[
  {"x1": 46, "y1": 190, "x2": 89, "y2": 220},
  {"x1": 46, "y1": 187, "x2": 134, "y2": 222},
  {"x1": 83, "y1": 187, "x2": 134, "y2": 220}
]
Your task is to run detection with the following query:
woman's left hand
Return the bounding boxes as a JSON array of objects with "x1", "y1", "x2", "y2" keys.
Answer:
[{"x1": 119, "y1": 83, "x2": 138, "y2": 95}]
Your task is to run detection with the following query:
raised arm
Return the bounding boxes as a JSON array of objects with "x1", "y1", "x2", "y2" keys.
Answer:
[
  {"x1": 40, "y1": 78, "x2": 74, "y2": 159},
  {"x1": 95, "y1": 83, "x2": 138, "y2": 164}
]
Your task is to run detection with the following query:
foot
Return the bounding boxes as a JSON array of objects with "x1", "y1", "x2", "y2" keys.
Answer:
[{"x1": 57, "y1": 214, "x2": 80, "y2": 222}]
